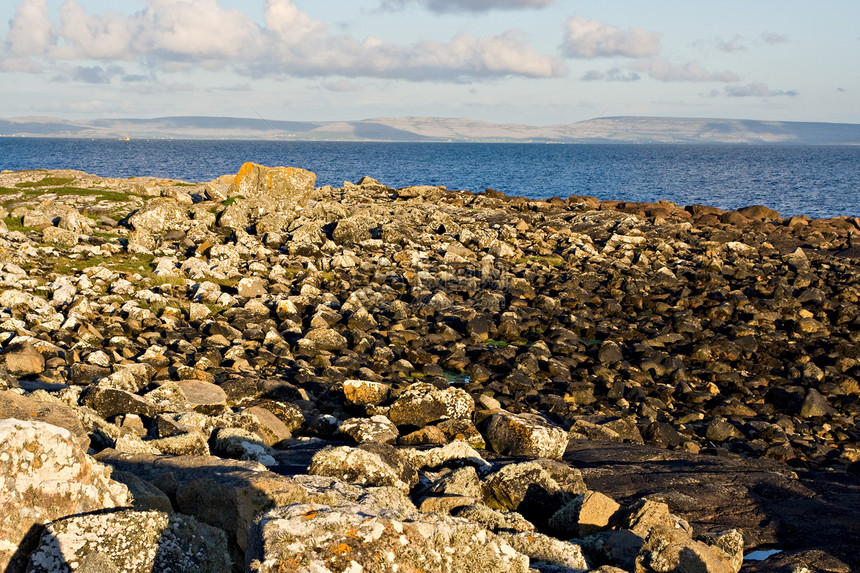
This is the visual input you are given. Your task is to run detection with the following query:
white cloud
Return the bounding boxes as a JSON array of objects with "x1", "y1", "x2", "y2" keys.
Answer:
[
  {"x1": 380, "y1": 0, "x2": 553, "y2": 12},
  {"x1": 6, "y1": 0, "x2": 56, "y2": 56},
  {"x1": 562, "y1": 16, "x2": 660, "y2": 58},
  {"x1": 725, "y1": 82, "x2": 797, "y2": 97},
  {"x1": 633, "y1": 59, "x2": 740, "y2": 83},
  {"x1": 761, "y1": 32, "x2": 790, "y2": 45},
  {"x1": 53, "y1": 0, "x2": 132, "y2": 60},
  {"x1": 2, "y1": 0, "x2": 564, "y2": 82},
  {"x1": 716, "y1": 35, "x2": 746, "y2": 53}
]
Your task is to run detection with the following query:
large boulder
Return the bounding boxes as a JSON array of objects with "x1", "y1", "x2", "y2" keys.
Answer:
[
  {"x1": 0, "y1": 419, "x2": 131, "y2": 573},
  {"x1": 0, "y1": 342, "x2": 45, "y2": 377},
  {"x1": 388, "y1": 382, "x2": 475, "y2": 428},
  {"x1": 247, "y1": 502, "x2": 530, "y2": 573},
  {"x1": 0, "y1": 391, "x2": 90, "y2": 450},
  {"x1": 25, "y1": 510, "x2": 230, "y2": 573},
  {"x1": 229, "y1": 162, "x2": 316, "y2": 204},
  {"x1": 481, "y1": 410, "x2": 570, "y2": 459}
]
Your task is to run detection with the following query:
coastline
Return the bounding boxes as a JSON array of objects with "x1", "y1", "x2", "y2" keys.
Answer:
[{"x1": 1, "y1": 165, "x2": 859, "y2": 572}]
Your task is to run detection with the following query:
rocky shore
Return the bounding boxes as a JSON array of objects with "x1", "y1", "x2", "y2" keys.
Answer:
[{"x1": 1, "y1": 163, "x2": 858, "y2": 572}]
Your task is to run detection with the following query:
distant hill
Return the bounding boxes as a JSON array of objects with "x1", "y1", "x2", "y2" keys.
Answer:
[{"x1": 1, "y1": 115, "x2": 858, "y2": 144}]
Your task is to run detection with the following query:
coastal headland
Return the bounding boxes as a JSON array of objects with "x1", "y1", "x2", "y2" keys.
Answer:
[{"x1": 1, "y1": 164, "x2": 858, "y2": 572}]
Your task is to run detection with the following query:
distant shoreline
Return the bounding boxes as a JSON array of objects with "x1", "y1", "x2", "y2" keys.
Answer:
[{"x1": 2, "y1": 115, "x2": 859, "y2": 145}]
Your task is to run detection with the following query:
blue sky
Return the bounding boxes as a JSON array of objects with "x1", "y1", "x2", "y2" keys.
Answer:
[{"x1": 1, "y1": 0, "x2": 858, "y2": 125}]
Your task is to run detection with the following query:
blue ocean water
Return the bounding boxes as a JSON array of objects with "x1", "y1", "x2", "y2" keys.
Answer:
[{"x1": 1, "y1": 138, "x2": 858, "y2": 219}]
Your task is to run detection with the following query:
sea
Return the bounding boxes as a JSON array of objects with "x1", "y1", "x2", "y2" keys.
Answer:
[{"x1": 2, "y1": 138, "x2": 859, "y2": 219}]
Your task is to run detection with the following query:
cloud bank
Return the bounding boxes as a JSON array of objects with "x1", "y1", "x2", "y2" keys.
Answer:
[
  {"x1": 2, "y1": 0, "x2": 565, "y2": 81},
  {"x1": 562, "y1": 16, "x2": 660, "y2": 58},
  {"x1": 380, "y1": 0, "x2": 553, "y2": 12}
]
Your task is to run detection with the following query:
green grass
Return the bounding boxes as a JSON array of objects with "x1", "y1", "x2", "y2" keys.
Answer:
[{"x1": 2, "y1": 216, "x2": 34, "y2": 233}]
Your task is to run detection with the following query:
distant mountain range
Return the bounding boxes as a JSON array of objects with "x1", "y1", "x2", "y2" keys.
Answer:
[{"x1": 1, "y1": 115, "x2": 858, "y2": 144}]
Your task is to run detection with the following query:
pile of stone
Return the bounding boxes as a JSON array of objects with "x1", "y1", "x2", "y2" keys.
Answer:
[{"x1": 0, "y1": 163, "x2": 858, "y2": 572}]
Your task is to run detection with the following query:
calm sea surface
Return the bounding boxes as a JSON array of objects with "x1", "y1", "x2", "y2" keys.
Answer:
[{"x1": 2, "y1": 138, "x2": 858, "y2": 219}]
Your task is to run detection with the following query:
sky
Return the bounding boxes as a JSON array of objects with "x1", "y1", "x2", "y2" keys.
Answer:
[{"x1": 0, "y1": 0, "x2": 858, "y2": 126}]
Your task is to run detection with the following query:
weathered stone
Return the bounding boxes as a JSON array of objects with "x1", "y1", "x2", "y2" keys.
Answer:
[
  {"x1": 229, "y1": 162, "x2": 316, "y2": 203},
  {"x1": 635, "y1": 525, "x2": 734, "y2": 573},
  {"x1": 498, "y1": 531, "x2": 589, "y2": 572},
  {"x1": 308, "y1": 443, "x2": 417, "y2": 493},
  {"x1": 481, "y1": 411, "x2": 569, "y2": 459},
  {"x1": 81, "y1": 386, "x2": 159, "y2": 419},
  {"x1": 26, "y1": 510, "x2": 230, "y2": 573},
  {"x1": 175, "y1": 380, "x2": 228, "y2": 415},
  {"x1": 247, "y1": 502, "x2": 530, "y2": 573},
  {"x1": 0, "y1": 420, "x2": 131, "y2": 573},
  {"x1": 387, "y1": 382, "x2": 475, "y2": 428},
  {"x1": 338, "y1": 415, "x2": 399, "y2": 444},
  {"x1": 342, "y1": 378, "x2": 390, "y2": 406},
  {"x1": 0, "y1": 341, "x2": 45, "y2": 377},
  {"x1": 800, "y1": 388, "x2": 837, "y2": 418},
  {"x1": 0, "y1": 390, "x2": 90, "y2": 450}
]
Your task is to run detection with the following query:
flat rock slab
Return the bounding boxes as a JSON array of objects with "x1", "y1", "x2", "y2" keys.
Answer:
[{"x1": 563, "y1": 440, "x2": 860, "y2": 570}]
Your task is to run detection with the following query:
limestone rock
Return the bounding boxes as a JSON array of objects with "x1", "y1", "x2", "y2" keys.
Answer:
[
  {"x1": 342, "y1": 378, "x2": 389, "y2": 406},
  {"x1": 0, "y1": 341, "x2": 45, "y2": 377},
  {"x1": 308, "y1": 443, "x2": 417, "y2": 493},
  {"x1": 635, "y1": 525, "x2": 734, "y2": 573},
  {"x1": 229, "y1": 162, "x2": 316, "y2": 204},
  {"x1": 338, "y1": 415, "x2": 399, "y2": 444},
  {"x1": 498, "y1": 531, "x2": 589, "y2": 572},
  {"x1": 387, "y1": 382, "x2": 475, "y2": 428},
  {"x1": 0, "y1": 419, "x2": 131, "y2": 573},
  {"x1": 247, "y1": 502, "x2": 530, "y2": 573},
  {"x1": 26, "y1": 510, "x2": 230, "y2": 573},
  {"x1": 0, "y1": 390, "x2": 90, "y2": 450},
  {"x1": 481, "y1": 411, "x2": 570, "y2": 459}
]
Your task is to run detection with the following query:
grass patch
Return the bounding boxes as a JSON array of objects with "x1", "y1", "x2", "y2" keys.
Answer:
[
  {"x1": 485, "y1": 339, "x2": 509, "y2": 348},
  {"x1": 2, "y1": 216, "x2": 34, "y2": 233},
  {"x1": 223, "y1": 195, "x2": 244, "y2": 207}
]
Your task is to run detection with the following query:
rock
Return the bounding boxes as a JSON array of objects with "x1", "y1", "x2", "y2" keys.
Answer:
[
  {"x1": 705, "y1": 418, "x2": 743, "y2": 442},
  {"x1": 302, "y1": 327, "x2": 348, "y2": 352},
  {"x1": 549, "y1": 491, "x2": 621, "y2": 537},
  {"x1": 81, "y1": 386, "x2": 159, "y2": 419},
  {"x1": 41, "y1": 226, "x2": 78, "y2": 246},
  {"x1": 309, "y1": 443, "x2": 418, "y2": 493},
  {"x1": 699, "y1": 529, "x2": 744, "y2": 573},
  {"x1": 800, "y1": 388, "x2": 837, "y2": 418},
  {"x1": 342, "y1": 378, "x2": 390, "y2": 406},
  {"x1": 175, "y1": 380, "x2": 228, "y2": 415},
  {"x1": 246, "y1": 502, "x2": 530, "y2": 573},
  {"x1": 737, "y1": 205, "x2": 780, "y2": 221},
  {"x1": 338, "y1": 415, "x2": 399, "y2": 444},
  {"x1": 229, "y1": 162, "x2": 316, "y2": 204},
  {"x1": 481, "y1": 411, "x2": 570, "y2": 459},
  {"x1": 0, "y1": 341, "x2": 45, "y2": 377},
  {"x1": 26, "y1": 510, "x2": 230, "y2": 573},
  {"x1": 0, "y1": 390, "x2": 90, "y2": 450},
  {"x1": 0, "y1": 419, "x2": 131, "y2": 573},
  {"x1": 398, "y1": 424, "x2": 447, "y2": 445},
  {"x1": 482, "y1": 461, "x2": 570, "y2": 529},
  {"x1": 212, "y1": 427, "x2": 276, "y2": 466},
  {"x1": 498, "y1": 531, "x2": 589, "y2": 572},
  {"x1": 109, "y1": 470, "x2": 173, "y2": 513},
  {"x1": 635, "y1": 525, "x2": 734, "y2": 573},
  {"x1": 387, "y1": 381, "x2": 475, "y2": 428}
]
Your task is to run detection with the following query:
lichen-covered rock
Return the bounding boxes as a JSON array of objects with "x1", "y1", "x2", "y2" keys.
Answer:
[
  {"x1": 338, "y1": 415, "x2": 399, "y2": 444},
  {"x1": 212, "y1": 427, "x2": 277, "y2": 466},
  {"x1": 342, "y1": 378, "x2": 390, "y2": 406},
  {"x1": 498, "y1": 531, "x2": 589, "y2": 572},
  {"x1": 634, "y1": 525, "x2": 734, "y2": 573},
  {"x1": 175, "y1": 380, "x2": 228, "y2": 415},
  {"x1": 549, "y1": 491, "x2": 621, "y2": 537},
  {"x1": 26, "y1": 510, "x2": 230, "y2": 573},
  {"x1": 229, "y1": 162, "x2": 317, "y2": 203},
  {"x1": 0, "y1": 390, "x2": 90, "y2": 450},
  {"x1": 388, "y1": 382, "x2": 475, "y2": 428},
  {"x1": 0, "y1": 419, "x2": 131, "y2": 573},
  {"x1": 308, "y1": 443, "x2": 418, "y2": 493},
  {"x1": 481, "y1": 411, "x2": 570, "y2": 459},
  {"x1": 482, "y1": 461, "x2": 571, "y2": 530},
  {"x1": 247, "y1": 502, "x2": 530, "y2": 573},
  {"x1": 0, "y1": 341, "x2": 45, "y2": 377}
]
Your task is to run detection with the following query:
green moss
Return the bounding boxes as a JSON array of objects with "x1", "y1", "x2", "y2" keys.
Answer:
[
  {"x1": 2, "y1": 215, "x2": 34, "y2": 233},
  {"x1": 485, "y1": 339, "x2": 509, "y2": 348},
  {"x1": 223, "y1": 195, "x2": 244, "y2": 207}
]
